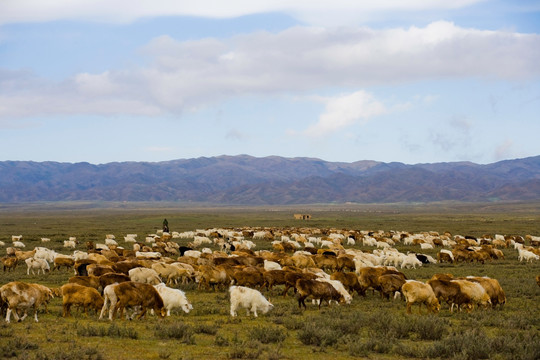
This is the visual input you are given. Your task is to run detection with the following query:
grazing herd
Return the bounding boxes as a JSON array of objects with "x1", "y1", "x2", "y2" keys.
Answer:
[{"x1": 0, "y1": 227, "x2": 539, "y2": 324}]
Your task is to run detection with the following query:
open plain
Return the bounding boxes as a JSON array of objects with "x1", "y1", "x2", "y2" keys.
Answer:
[{"x1": 0, "y1": 202, "x2": 539, "y2": 360}]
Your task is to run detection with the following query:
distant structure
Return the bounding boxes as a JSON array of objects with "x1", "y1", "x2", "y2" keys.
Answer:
[{"x1": 293, "y1": 214, "x2": 312, "y2": 220}]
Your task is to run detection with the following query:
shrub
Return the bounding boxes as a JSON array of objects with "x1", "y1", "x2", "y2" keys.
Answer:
[
  {"x1": 265, "y1": 346, "x2": 284, "y2": 360},
  {"x1": 393, "y1": 342, "x2": 426, "y2": 358},
  {"x1": 227, "y1": 340, "x2": 263, "y2": 359},
  {"x1": 353, "y1": 335, "x2": 393, "y2": 355},
  {"x1": 278, "y1": 316, "x2": 303, "y2": 330},
  {"x1": 250, "y1": 325, "x2": 287, "y2": 344},
  {"x1": 0, "y1": 337, "x2": 39, "y2": 358},
  {"x1": 76, "y1": 323, "x2": 139, "y2": 339},
  {"x1": 297, "y1": 323, "x2": 340, "y2": 347},
  {"x1": 370, "y1": 312, "x2": 413, "y2": 339},
  {"x1": 214, "y1": 333, "x2": 230, "y2": 347},
  {"x1": 427, "y1": 328, "x2": 491, "y2": 359},
  {"x1": 106, "y1": 323, "x2": 139, "y2": 339},
  {"x1": 36, "y1": 346, "x2": 104, "y2": 360},
  {"x1": 193, "y1": 323, "x2": 219, "y2": 335},
  {"x1": 413, "y1": 314, "x2": 448, "y2": 340},
  {"x1": 0, "y1": 323, "x2": 14, "y2": 338},
  {"x1": 154, "y1": 322, "x2": 195, "y2": 344},
  {"x1": 490, "y1": 332, "x2": 540, "y2": 360}
]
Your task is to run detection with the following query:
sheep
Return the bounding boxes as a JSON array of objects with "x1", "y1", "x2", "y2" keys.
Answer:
[
  {"x1": 135, "y1": 251, "x2": 162, "y2": 259},
  {"x1": 60, "y1": 283, "x2": 104, "y2": 317},
  {"x1": 438, "y1": 249, "x2": 454, "y2": 263},
  {"x1": 25, "y1": 257, "x2": 50, "y2": 275},
  {"x1": 87, "y1": 264, "x2": 115, "y2": 277},
  {"x1": 110, "y1": 282, "x2": 166, "y2": 320},
  {"x1": 229, "y1": 286, "x2": 273, "y2": 317},
  {"x1": 401, "y1": 280, "x2": 440, "y2": 314},
  {"x1": 105, "y1": 238, "x2": 118, "y2": 246},
  {"x1": 428, "y1": 278, "x2": 471, "y2": 311},
  {"x1": 330, "y1": 272, "x2": 364, "y2": 296},
  {"x1": 11, "y1": 235, "x2": 23, "y2": 242},
  {"x1": 376, "y1": 241, "x2": 391, "y2": 249},
  {"x1": 15, "y1": 249, "x2": 36, "y2": 262},
  {"x1": 452, "y1": 279, "x2": 492, "y2": 310},
  {"x1": 145, "y1": 236, "x2": 156, "y2": 243},
  {"x1": 400, "y1": 254, "x2": 422, "y2": 269},
  {"x1": 128, "y1": 267, "x2": 162, "y2": 285},
  {"x1": 316, "y1": 278, "x2": 352, "y2": 304},
  {"x1": 73, "y1": 250, "x2": 89, "y2": 262},
  {"x1": 378, "y1": 274, "x2": 407, "y2": 300},
  {"x1": 465, "y1": 276, "x2": 506, "y2": 309},
  {"x1": 95, "y1": 243, "x2": 110, "y2": 251},
  {"x1": 517, "y1": 246, "x2": 539, "y2": 262},
  {"x1": 34, "y1": 247, "x2": 57, "y2": 263},
  {"x1": 53, "y1": 255, "x2": 75, "y2": 271},
  {"x1": 183, "y1": 250, "x2": 202, "y2": 258},
  {"x1": 153, "y1": 283, "x2": 193, "y2": 316},
  {"x1": 1, "y1": 281, "x2": 54, "y2": 322},
  {"x1": 296, "y1": 278, "x2": 345, "y2": 309},
  {"x1": 99, "y1": 283, "x2": 121, "y2": 320},
  {"x1": 124, "y1": 235, "x2": 137, "y2": 243},
  {"x1": 64, "y1": 240, "x2": 76, "y2": 249},
  {"x1": 151, "y1": 262, "x2": 189, "y2": 286},
  {"x1": 263, "y1": 259, "x2": 282, "y2": 271},
  {"x1": 2, "y1": 257, "x2": 18, "y2": 272},
  {"x1": 320, "y1": 240, "x2": 334, "y2": 248}
]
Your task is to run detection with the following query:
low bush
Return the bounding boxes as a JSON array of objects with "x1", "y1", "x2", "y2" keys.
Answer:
[
  {"x1": 193, "y1": 322, "x2": 219, "y2": 335},
  {"x1": 154, "y1": 322, "x2": 195, "y2": 344},
  {"x1": 214, "y1": 333, "x2": 230, "y2": 347},
  {"x1": 426, "y1": 328, "x2": 491, "y2": 359},
  {"x1": 36, "y1": 345, "x2": 104, "y2": 360},
  {"x1": 412, "y1": 314, "x2": 448, "y2": 340},
  {"x1": 297, "y1": 322, "x2": 340, "y2": 347},
  {"x1": 249, "y1": 325, "x2": 287, "y2": 344},
  {"x1": 76, "y1": 323, "x2": 139, "y2": 339},
  {"x1": 353, "y1": 335, "x2": 393, "y2": 355},
  {"x1": 227, "y1": 340, "x2": 263, "y2": 359},
  {"x1": 0, "y1": 338, "x2": 39, "y2": 359}
]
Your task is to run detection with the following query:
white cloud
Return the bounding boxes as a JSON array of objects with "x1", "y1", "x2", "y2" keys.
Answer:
[
  {"x1": 0, "y1": 0, "x2": 486, "y2": 25},
  {"x1": 225, "y1": 129, "x2": 246, "y2": 140},
  {"x1": 304, "y1": 91, "x2": 386, "y2": 137},
  {"x1": 0, "y1": 21, "x2": 538, "y2": 120}
]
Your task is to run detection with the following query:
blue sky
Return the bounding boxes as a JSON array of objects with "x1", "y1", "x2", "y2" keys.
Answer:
[{"x1": 0, "y1": 1, "x2": 539, "y2": 165}]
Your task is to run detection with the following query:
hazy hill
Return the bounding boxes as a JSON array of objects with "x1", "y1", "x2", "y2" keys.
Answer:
[{"x1": 0, "y1": 155, "x2": 539, "y2": 204}]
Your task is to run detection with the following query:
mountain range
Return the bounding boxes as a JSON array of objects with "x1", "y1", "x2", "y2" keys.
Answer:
[{"x1": 1, "y1": 155, "x2": 540, "y2": 204}]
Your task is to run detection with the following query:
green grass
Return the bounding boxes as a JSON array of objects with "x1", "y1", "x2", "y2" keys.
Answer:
[{"x1": 0, "y1": 201, "x2": 539, "y2": 359}]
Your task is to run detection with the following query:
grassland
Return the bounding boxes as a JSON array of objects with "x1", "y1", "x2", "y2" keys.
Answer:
[{"x1": 0, "y1": 201, "x2": 539, "y2": 360}]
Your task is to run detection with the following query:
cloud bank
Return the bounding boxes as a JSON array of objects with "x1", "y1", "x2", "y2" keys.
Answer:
[
  {"x1": 0, "y1": 0, "x2": 485, "y2": 25},
  {"x1": 0, "y1": 21, "x2": 538, "y2": 122}
]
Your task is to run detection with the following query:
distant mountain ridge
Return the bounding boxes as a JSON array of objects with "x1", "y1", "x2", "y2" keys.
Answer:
[{"x1": 1, "y1": 155, "x2": 539, "y2": 204}]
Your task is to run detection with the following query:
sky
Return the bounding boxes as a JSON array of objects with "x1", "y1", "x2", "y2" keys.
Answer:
[{"x1": 0, "y1": 1, "x2": 539, "y2": 165}]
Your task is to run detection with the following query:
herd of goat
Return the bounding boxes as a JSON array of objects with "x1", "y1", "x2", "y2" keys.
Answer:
[{"x1": 1, "y1": 227, "x2": 540, "y2": 323}]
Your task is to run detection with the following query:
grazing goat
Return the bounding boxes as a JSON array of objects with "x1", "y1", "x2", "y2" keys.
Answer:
[
  {"x1": 61, "y1": 283, "x2": 104, "y2": 317},
  {"x1": 229, "y1": 286, "x2": 273, "y2": 317},
  {"x1": 296, "y1": 278, "x2": 345, "y2": 309},
  {"x1": 0, "y1": 281, "x2": 54, "y2": 322},
  {"x1": 25, "y1": 258, "x2": 50, "y2": 275},
  {"x1": 402, "y1": 280, "x2": 440, "y2": 314},
  {"x1": 154, "y1": 283, "x2": 193, "y2": 316}
]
